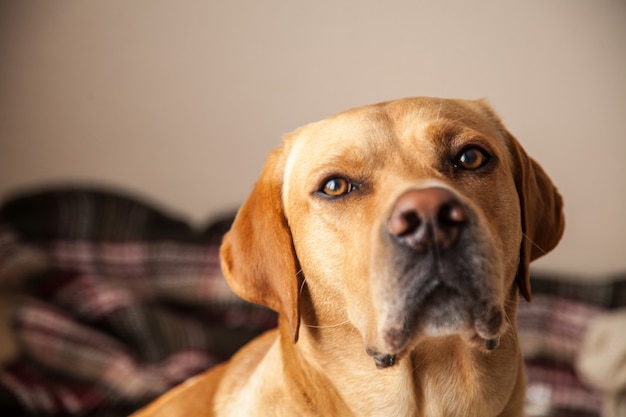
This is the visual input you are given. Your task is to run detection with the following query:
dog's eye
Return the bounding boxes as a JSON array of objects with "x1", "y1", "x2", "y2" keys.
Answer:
[
  {"x1": 454, "y1": 147, "x2": 491, "y2": 170},
  {"x1": 319, "y1": 178, "x2": 357, "y2": 198}
]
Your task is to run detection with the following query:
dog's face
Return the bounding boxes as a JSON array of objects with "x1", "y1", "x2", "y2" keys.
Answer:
[{"x1": 221, "y1": 97, "x2": 564, "y2": 367}]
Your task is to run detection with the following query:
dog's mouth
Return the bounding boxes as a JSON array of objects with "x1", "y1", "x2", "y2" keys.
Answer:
[
  {"x1": 363, "y1": 185, "x2": 507, "y2": 369},
  {"x1": 366, "y1": 279, "x2": 505, "y2": 370}
]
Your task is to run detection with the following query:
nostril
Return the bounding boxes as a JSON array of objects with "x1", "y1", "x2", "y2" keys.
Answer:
[
  {"x1": 400, "y1": 211, "x2": 422, "y2": 236},
  {"x1": 388, "y1": 209, "x2": 422, "y2": 237},
  {"x1": 438, "y1": 202, "x2": 467, "y2": 226}
]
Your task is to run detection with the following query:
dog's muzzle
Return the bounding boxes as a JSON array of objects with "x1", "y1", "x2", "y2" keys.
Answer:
[{"x1": 367, "y1": 186, "x2": 503, "y2": 369}]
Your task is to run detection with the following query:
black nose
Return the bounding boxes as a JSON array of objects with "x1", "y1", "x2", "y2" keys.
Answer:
[{"x1": 387, "y1": 187, "x2": 468, "y2": 252}]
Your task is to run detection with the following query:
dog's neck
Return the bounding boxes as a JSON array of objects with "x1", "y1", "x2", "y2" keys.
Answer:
[
  {"x1": 279, "y1": 307, "x2": 524, "y2": 417},
  {"x1": 279, "y1": 318, "x2": 416, "y2": 416}
]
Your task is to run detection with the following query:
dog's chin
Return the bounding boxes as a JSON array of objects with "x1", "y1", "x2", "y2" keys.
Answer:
[{"x1": 366, "y1": 285, "x2": 506, "y2": 370}]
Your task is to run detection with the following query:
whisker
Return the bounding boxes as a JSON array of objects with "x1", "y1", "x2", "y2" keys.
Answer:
[
  {"x1": 411, "y1": 355, "x2": 427, "y2": 373},
  {"x1": 521, "y1": 232, "x2": 547, "y2": 255},
  {"x1": 503, "y1": 308, "x2": 514, "y2": 327},
  {"x1": 436, "y1": 98, "x2": 443, "y2": 121},
  {"x1": 298, "y1": 273, "x2": 307, "y2": 297},
  {"x1": 304, "y1": 319, "x2": 350, "y2": 329},
  {"x1": 296, "y1": 271, "x2": 349, "y2": 329}
]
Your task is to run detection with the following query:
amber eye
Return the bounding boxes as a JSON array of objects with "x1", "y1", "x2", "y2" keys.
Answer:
[
  {"x1": 320, "y1": 178, "x2": 356, "y2": 197},
  {"x1": 455, "y1": 147, "x2": 490, "y2": 170}
]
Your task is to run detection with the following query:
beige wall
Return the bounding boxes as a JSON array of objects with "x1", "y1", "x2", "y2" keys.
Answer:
[{"x1": 1, "y1": 1, "x2": 624, "y2": 278}]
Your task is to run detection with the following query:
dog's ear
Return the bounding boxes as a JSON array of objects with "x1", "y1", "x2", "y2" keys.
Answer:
[
  {"x1": 220, "y1": 146, "x2": 301, "y2": 342},
  {"x1": 508, "y1": 134, "x2": 565, "y2": 302}
]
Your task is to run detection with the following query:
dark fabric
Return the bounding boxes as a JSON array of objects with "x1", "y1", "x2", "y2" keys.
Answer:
[
  {"x1": 0, "y1": 187, "x2": 276, "y2": 416},
  {"x1": 1, "y1": 186, "x2": 624, "y2": 416},
  {"x1": 519, "y1": 275, "x2": 626, "y2": 417},
  {"x1": 530, "y1": 272, "x2": 626, "y2": 309},
  {"x1": 0, "y1": 187, "x2": 199, "y2": 242}
]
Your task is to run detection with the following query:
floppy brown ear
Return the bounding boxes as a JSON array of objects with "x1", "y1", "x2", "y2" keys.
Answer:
[
  {"x1": 509, "y1": 134, "x2": 565, "y2": 302},
  {"x1": 220, "y1": 147, "x2": 301, "y2": 342}
]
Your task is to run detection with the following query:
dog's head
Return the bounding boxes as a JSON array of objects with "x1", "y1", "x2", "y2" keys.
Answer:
[{"x1": 220, "y1": 97, "x2": 564, "y2": 367}]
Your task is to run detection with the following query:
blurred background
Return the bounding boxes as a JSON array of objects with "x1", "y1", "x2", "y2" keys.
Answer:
[
  {"x1": 1, "y1": 0, "x2": 625, "y2": 276},
  {"x1": 1, "y1": 1, "x2": 625, "y2": 416}
]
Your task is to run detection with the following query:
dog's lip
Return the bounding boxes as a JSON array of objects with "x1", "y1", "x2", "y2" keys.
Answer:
[
  {"x1": 367, "y1": 325, "x2": 505, "y2": 370},
  {"x1": 473, "y1": 303, "x2": 505, "y2": 340},
  {"x1": 366, "y1": 284, "x2": 506, "y2": 368}
]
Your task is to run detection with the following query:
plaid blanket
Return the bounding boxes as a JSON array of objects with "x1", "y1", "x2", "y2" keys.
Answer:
[
  {"x1": 0, "y1": 187, "x2": 624, "y2": 416},
  {"x1": 519, "y1": 276, "x2": 626, "y2": 417},
  {"x1": 0, "y1": 187, "x2": 276, "y2": 416}
]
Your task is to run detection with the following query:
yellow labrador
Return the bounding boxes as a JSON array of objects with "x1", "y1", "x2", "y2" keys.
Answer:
[{"x1": 134, "y1": 97, "x2": 564, "y2": 416}]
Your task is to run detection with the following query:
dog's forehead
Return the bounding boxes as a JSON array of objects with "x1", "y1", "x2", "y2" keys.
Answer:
[
  {"x1": 282, "y1": 109, "x2": 396, "y2": 199},
  {"x1": 282, "y1": 98, "x2": 505, "y2": 189},
  {"x1": 288, "y1": 107, "x2": 403, "y2": 163},
  {"x1": 283, "y1": 99, "x2": 431, "y2": 180}
]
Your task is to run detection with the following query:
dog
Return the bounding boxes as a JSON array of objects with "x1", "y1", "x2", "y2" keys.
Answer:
[{"x1": 133, "y1": 97, "x2": 564, "y2": 416}]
